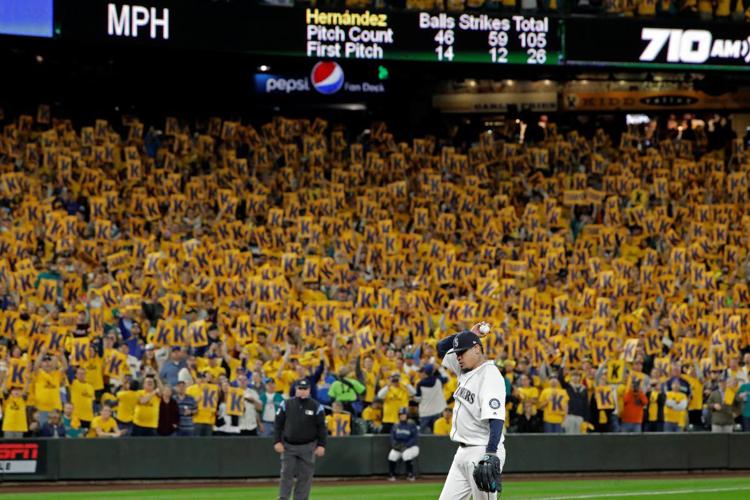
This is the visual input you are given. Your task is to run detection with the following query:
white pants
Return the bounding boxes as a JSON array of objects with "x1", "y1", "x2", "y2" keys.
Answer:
[
  {"x1": 711, "y1": 424, "x2": 734, "y2": 433},
  {"x1": 563, "y1": 415, "x2": 583, "y2": 434},
  {"x1": 388, "y1": 446, "x2": 420, "y2": 462},
  {"x1": 439, "y1": 444, "x2": 506, "y2": 500}
]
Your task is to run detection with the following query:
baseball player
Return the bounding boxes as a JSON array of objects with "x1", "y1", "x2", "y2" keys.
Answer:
[{"x1": 437, "y1": 322, "x2": 506, "y2": 499}]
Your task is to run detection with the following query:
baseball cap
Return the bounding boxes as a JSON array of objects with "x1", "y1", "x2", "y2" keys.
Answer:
[
  {"x1": 398, "y1": 407, "x2": 409, "y2": 416},
  {"x1": 447, "y1": 330, "x2": 481, "y2": 355},
  {"x1": 297, "y1": 379, "x2": 310, "y2": 390}
]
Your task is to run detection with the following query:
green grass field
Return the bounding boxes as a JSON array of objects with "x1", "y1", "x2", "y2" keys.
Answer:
[{"x1": 2, "y1": 476, "x2": 750, "y2": 499}]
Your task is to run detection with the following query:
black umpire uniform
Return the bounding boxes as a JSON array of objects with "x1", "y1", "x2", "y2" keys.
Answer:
[{"x1": 274, "y1": 379, "x2": 327, "y2": 500}]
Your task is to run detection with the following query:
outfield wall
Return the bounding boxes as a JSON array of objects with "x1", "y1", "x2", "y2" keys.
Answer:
[{"x1": 2, "y1": 433, "x2": 749, "y2": 481}]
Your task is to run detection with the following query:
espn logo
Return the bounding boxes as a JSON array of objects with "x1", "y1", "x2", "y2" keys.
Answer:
[{"x1": 0, "y1": 443, "x2": 39, "y2": 474}]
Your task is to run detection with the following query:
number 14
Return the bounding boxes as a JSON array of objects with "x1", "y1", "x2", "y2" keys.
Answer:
[{"x1": 436, "y1": 46, "x2": 454, "y2": 61}]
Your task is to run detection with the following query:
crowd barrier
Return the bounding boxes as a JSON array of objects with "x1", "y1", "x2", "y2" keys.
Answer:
[{"x1": 2, "y1": 433, "x2": 749, "y2": 482}]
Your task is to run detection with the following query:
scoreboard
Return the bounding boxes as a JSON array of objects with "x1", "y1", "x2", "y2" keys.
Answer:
[
  {"x1": 301, "y1": 9, "x2": 559, "y2": 65},
  {"x1": 0, "y1": 0, "x2": 53, "y2": 38},
  {"x1": 50, "y1": 1, "x2": 560, "y2": 66},
  {"x1": 12, "y1": 1, "x2": 750, "y2": 72}
]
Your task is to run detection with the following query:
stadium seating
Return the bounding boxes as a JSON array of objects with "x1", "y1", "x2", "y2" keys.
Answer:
[{"x1": 0, "y1": 107, "x2": 749, "y2": 439}]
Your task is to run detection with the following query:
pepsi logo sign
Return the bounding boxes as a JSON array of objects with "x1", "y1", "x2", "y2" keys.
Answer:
[
  {"x1": 311, "y1": 61, "x2": 345, "y2": 95},
  {"x1": 254, "y1": 62, "x2": 385, "y2": 95}
]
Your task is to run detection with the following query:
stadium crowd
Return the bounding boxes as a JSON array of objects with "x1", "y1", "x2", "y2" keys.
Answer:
[{"x1": 0, "y1": 106, "x2": 749, "y2": 440}]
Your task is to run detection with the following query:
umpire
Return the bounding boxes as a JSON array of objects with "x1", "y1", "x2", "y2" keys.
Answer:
[{"x1": 273, "y1": 379, "x2": 327, "y2": 500}]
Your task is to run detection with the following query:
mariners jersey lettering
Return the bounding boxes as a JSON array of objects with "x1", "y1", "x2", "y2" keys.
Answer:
[{"x1": 442, "y1": 354, "x2": 506, "y2": 447}]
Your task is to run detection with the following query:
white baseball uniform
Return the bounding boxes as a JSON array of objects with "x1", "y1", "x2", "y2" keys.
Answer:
[{"x1": 439, "y1": 350, "x2": 506, "y2": 500}]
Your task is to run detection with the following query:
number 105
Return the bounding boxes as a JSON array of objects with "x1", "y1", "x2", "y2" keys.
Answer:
[{"x1": 519, "y1": 32, "x2": 546, "y2": 48}]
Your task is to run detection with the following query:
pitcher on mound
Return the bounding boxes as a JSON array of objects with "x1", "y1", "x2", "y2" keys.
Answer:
[{"x1": 437, "y1": 322, "x2": 506, "y2": 499}]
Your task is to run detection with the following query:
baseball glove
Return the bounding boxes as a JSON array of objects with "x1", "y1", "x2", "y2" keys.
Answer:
[{"x1": 473, "y1": 454, "x2": 501, "y2": 493}]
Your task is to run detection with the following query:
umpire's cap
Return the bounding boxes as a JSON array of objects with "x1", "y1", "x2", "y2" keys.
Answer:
[{"x1": 447, "y1": 330, "x2": 481, "y2": 355}]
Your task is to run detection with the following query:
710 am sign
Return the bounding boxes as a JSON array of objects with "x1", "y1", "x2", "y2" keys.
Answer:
[{"x1": 565, "y1": 17, "x2": 750, "y2": 70}]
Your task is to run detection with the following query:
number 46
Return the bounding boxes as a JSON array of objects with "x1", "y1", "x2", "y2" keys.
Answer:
[{"x1": 434, "y1": 30, "x2": 454, "y2": 45}]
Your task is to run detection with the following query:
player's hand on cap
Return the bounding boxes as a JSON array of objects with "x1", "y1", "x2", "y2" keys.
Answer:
[{"x1": 471, "y1": 322, "x2": 491, "y2": 338}]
